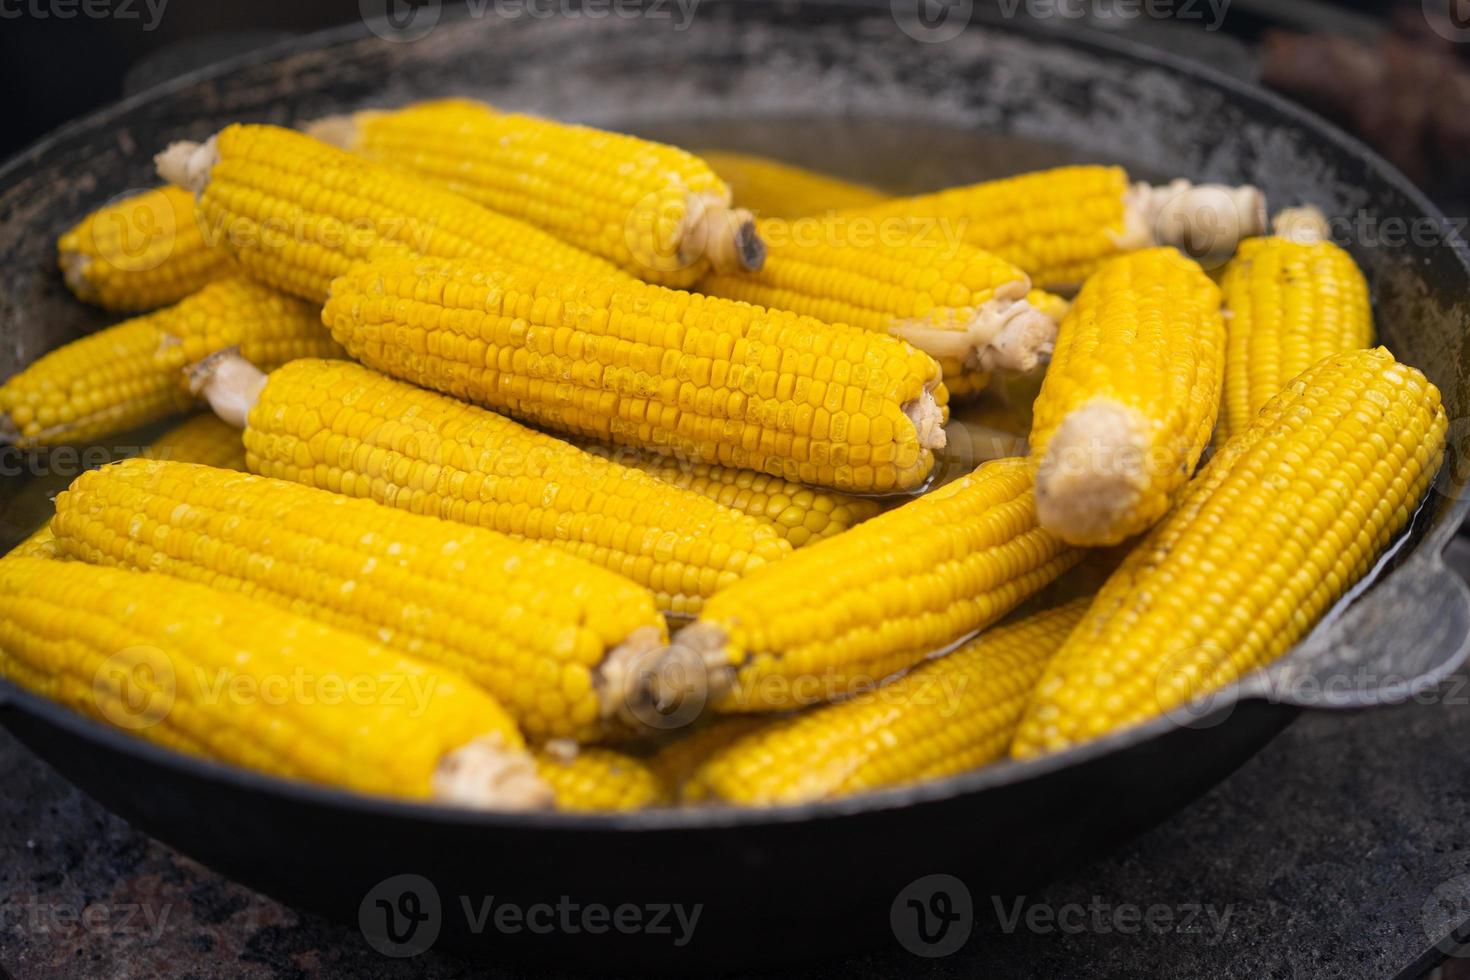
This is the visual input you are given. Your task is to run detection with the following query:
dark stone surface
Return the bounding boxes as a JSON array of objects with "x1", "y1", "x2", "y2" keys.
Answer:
[{"x1": 4, "y1": 544, "x2": 1470, "y2": 978}]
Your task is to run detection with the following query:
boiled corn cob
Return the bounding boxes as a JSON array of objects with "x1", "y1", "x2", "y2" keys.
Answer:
[
  {"x1": 1219, "y1": 206, "x2": 1373, "y2": 439},
  {"x1": 1012, "y1": 347, "x2": 1446, "y2": 757},
  {"x1": 322, "y1": 255, "x2": 949, "y2": 493},
  {"x1": 1029, "y1": 248, "x2": 1225, "y2": 546},
  {"x1": 576, "y1": 442, "x2": 882, "y2": 547},
  {"x1": 140, "y1": 412, "x2": 247, "y2": 470},
  {"x1": 534, "y1": 744, "x2": 668, "y2": 811},
  {"x1": 0, "y1": 277, "x2": 339, "y2": 448},
  {"x1": 51, "y1": 458, "x2": 669, "y2": 742},
  {"x1": 155, "y1": 123, "x2": 623, "y2": 303},
  {"x1": 8, "y1": 526, "x2": 59, "y2": 559},
  {"x1": 191, "y1": 355, "x2": 791, "y2": 616},
  {"x1": 310, "y1": 99, "x2": 764, "y2": 288},
  {"x1": 699, "y1": 149, "x2": 889, "y2": 218},
  {"x1": 687, "y1": 599, "x2": 1088, "y2": 805},
  {"x1": 699, "y1": 220, "x2": 1057, "y2": 398},
  {"x1": 58, "y1": 185, "x2": 232, "y2": 313},
  {"x1": 845, "y1": 166, "x2": 1266, "y2": 292},
  {"x1": 650, "y1": 458, "x2": 1080, "y2": 715},
  {"x1": 648, "y1": 716, "x2": 772, "y2": 799},
  {"x1": 0, "y1": 556, "x2": 551, "y2": 808}
]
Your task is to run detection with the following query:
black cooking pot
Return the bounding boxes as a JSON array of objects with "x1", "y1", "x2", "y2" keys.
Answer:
[{"x1": 2, "y1": 1, "x2": 1469, "y2": 968}]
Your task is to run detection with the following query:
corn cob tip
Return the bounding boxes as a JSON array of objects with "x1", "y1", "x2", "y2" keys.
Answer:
[
  {"x1": 57, "y1": 251, "x2": 97, "y2": 302},
  {"x1": 699, "y1": 202, "x2": 766, "y2": 274},
  {"x1": 1035, "y1": 397, "x2": 1149, "y2": 546},
  {"x1": 1271, "y1": 204, "x2": 1331, "y2": 244},
  {"x1": 905, "y1": 389, "x2": 948, "y2": 451},
  {"x1": 1120, "y1": 179, "x2": 1267, "y2": 261},
  {"x1": 595, "y1": 624, "x2": 674, "y2": 728},
  {"x1": 647, "y1": 623, "x2": 735, "y2": 715},
  {"x1": 300, "y1": 113, "x2": 359, "y2": 148},
  {"x1": 155, "y1": 137, "x2": 218, "y2": 196},
  {"x1": 891, "y1": 295, "x2": 1057, "y2": 375},
  {"x1": 432, "y1": 734, "x2": 555, "y2": 810},
  {"x1": 186, "y1": 347, "x2": 266, "y2": 429}
]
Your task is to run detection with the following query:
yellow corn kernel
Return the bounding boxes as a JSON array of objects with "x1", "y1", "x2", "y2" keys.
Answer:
[
  {"x1": 52, "y1": 458, "x2": 668, "y2": 742},
  {"x1": 140, "y1": 413, "x2": 247, "y2": 471},
  {"x1": 1220, "y1": 214, "x2": 1372, "y2": 438},
  {"x1": 688, "y1": 599, "x2": 1088, "y2": 805},
  {"x1": 699, "y1": 149, "x2": 889, "y2": 218},
  {"x1": 0, "y1": 277, "x2": 339, "y2": 448},
  {"x1": 312, "y1": 99, "x2": 762, "y2": 288},
  {"x1": 700, "y1": 219, "x2": 1057, "y2": 398},
  {"x1": 534, "y1": 746, "x2": 668, "y2": 811},
  {"x1": 652, "y1": 458, "x2": 1080, "y2": 715},
  {"x1": 0, "y1": 556, "x2": 551, "y2": 808},
  {"x1": 321, "y1": 255, "x2": 948, "y2": 494},
  {"x1": 1026, "y1": 289, "x2": 1072, "y2": 324},
  {"x1": 155, "y1": 123, "x2": 623, "y2": 303},
  {"x1": 195, "y1": 356, "x2": 791, "y2": 616},
  {"x1": 8, "y1": 526, "x2": 59, "y2": 560},
  {"x1": 58, "y1": 185, "x2": 231, "y2": 313},
  {"x1": 648, "y1": 716, "x2": 772, "y2": 801},
  {"x1": 1029, "y1": 248, "x2": 1225, "y2": 546},
  {"x1": 845, "y1": 166, "x2": 1265, "y2": 291},
  {"x1": 577, "y1": 442, "x2": 882, "y2": 547},
  {"x1": 1012, "y1": 347, "x2": 1446, "y2": 757}
]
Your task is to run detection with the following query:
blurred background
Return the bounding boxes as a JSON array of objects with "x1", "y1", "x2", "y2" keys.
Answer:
[{"x1": 0, "y1": 0, "x2": 1465, "y2": 208}]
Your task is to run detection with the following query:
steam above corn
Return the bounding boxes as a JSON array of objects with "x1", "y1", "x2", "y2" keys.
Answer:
[{"x1": 0, "y1": 101, "x2": 1444, "y2": 812}]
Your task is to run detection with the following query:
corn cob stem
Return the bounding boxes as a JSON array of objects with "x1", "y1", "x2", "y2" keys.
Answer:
[
  {"x1": 188, "y1": 353, "x2": 792, "y2": 616},
  {"x1": 1012, "y1": 347, "x2": 1446, "y2": 757},
  {"x1": 648, "y1": 458, "x2": 1080, "y2": 714},
  {"x1": 0, "y1": 556, "x2": 552, "y2": 808}
]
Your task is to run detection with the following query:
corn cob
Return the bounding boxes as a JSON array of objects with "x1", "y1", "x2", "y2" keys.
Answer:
[
  {"x1": 687, "y1": 599, "x2": 1087, "y2": 805},
  {"x1": 1219, "y1": 206, "x2": 1373, "y2": 439},
  {"x1": 155, "y1": 123, "x2": 623, "y2": 304},
  {"x1": 190, "y1": 355, "x2": 790, "y2": 616},
  {"x1": 844, "y1": 166, "x2": 1266, "y2": 292},
  {"x1": 0, "y1": 277, "x2": 339, "y2": 448},
  {"x1": 699, "y1": 220, "x2": 1057, "y2": 399},
  {"x1": 699, "y1": 149, "x2": 889, "y2": 218},
  {"x1": 534, "y1": 744, "x2": 668, "y2": 811},
  {"x1": 322, "y1": 255, "x2": 949, "y2": 493},
  {"x1": 140, "y1": 412, "x2": 247, "y2": 470},
  {"x1": 309, "y1": 99, "x2": 764, "y2": 288},
  {"x1": 576, "y1": 442, "x2": 882, "y2": 547},
  {"x1": 650, "y1": 458, "x2": 1080, "y2": 715},
  {"x1": 0, "y1": 557, "x2": 551, "y2": 808},
  {"x1": 1029, "y1": 248, "x2": 1225, "y2": 546},
  {"x1": 1027, "y1": 289, "x2": 1072, "y2": 324},
  {"x1": 58, "y1": 185, "x2": 232, "y2": 313},
  {"x1": 51, "y1": 458, "x2": 669, "y2": 742},
  {"x1": 8, "y1": 526, "x2": 59, "y2": 559},
  {"x1": 1012, "y1": 347, "x2": 1446, "y2": 757},
  {"x1": 648, "y1": 716, "x2": 772, "y2": 800}
]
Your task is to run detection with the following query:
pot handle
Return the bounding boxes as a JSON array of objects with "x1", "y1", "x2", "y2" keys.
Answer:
[{"x1": 1241, "y1": 540, "x2": 1470, "y2": 709}]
